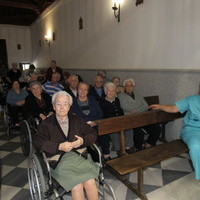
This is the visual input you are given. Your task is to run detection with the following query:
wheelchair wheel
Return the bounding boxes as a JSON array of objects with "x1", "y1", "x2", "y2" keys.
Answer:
[
  {"x1": 28, "y1": 154, "x2": 48, "y2": 200},
  {"x1": 98, "y1": 179, "x2": 117, "y2": 200},
  {"x1": 20, "y1": 120, "x2": 32, "y2": 156}
]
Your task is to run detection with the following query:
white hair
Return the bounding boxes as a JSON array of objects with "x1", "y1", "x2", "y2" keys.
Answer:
[
  {"x1": 104, "y1": 82, "x2": 116, "y2": 92},
  {"x1": 52, "y1": 91, "x2": 73, "y2": 106},
  {"x1": 123, "y1": 78, "x2": 135, "y2": 87}
]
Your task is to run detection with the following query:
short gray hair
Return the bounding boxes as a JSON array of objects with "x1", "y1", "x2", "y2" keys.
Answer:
[
  {"x1": 123, "y1": 78, "x2": 135, "y2": 87},
  {"x1": 52, "y1": 91, "x2": 73, "y2": 106},
  {"x1": 104, "y1": 82, "x2": 116, "y2": 92},
  {"x1": 52, "y1": 72, "x2": 61, "y2": 79},
  {"x1": 78, "y1": 82, "x2": 89, "y2": 90},
  {"x1": 29, "y1": 81, "x2": 42, "y2": 88}
]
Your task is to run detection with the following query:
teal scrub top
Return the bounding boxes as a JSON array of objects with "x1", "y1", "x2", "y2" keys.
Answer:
[{"x1": 175, "y1": 95, "x2": 200, "y2": 129}]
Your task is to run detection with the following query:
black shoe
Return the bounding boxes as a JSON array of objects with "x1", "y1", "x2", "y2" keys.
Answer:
[
  {"x1": 126, "y1": 147, "x2": 135, "y2": 154},
  {"x1": 104, "y1": 157, "x2": 111, "y2": 162}
]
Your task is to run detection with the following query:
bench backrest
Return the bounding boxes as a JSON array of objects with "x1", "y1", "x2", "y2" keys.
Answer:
[
  {"x1": 144, "y1": 95, "x2": 159, "y2": 105},
  {"x1": 97, "y1": 110, "x2": 183, "y2": 135}
]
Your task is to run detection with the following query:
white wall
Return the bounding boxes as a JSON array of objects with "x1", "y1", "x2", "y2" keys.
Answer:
[
  {"x1": 28, "y1": 0, "x2": 200, "y2": 140},
  {"x1": 30, "y1": 0, "x2": 200, "y2": 70},
  {"x1": 0, "y1": 24, "x2": 32, "y2": 67}
]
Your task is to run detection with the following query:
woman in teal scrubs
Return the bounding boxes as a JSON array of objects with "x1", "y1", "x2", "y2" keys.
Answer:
[{"x1": 150, "y1": 94, "x2": 200, "y2": 180}]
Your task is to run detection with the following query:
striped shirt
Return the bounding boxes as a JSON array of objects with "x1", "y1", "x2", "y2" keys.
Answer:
[{"x1": 42, "y1": 81, "x2": 64, "y2": 97}]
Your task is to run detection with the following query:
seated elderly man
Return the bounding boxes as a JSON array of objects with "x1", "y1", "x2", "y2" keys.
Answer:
[
  {"x1": 46, "y1": 60, "x2": 63, "y2": 82},
  {"x1": 7, "y1": 63, "x2": 22, "y2": 83},
  {"x1": 34, "y1": 91, "x2": 99, "y2": 200},
  {"x1": 118, "y1": 78, "x2": 161, "y2": 151},
  {"x1": 65, "y1": 74, "x2": 79, "y2": 98},
  {"x1": 25, "y1": 81, "x2": 54, "y2": 120},
  {"x1": 42, "y1": 72, "x2": 64, "y2": 97},
  {"x1": 89, "y1": 75, "x2": 106, "y2": 104}
]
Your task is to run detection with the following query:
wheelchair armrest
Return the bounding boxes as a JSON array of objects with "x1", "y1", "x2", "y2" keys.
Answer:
[{"x1": 87, "y1": 144, "x2": 103, "y2": 168}]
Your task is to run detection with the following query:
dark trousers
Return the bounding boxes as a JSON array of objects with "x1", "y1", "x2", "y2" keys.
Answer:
[
  {"x1": 9, "y1": 106, "x2": 26, "y2": 125},
  {"x1": 133, "y1": 124, "x2": 161, "y2": 150},
  {"x1": 98, "y1": 135, "x2": 110, "y2": 155}
]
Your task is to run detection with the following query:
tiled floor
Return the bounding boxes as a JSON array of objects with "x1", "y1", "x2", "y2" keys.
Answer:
[{"x1": 1, "y1": 120, "x2": 200, "y2": 200}]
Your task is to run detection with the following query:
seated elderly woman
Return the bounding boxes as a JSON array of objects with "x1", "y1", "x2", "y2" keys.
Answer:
[
  {"x1": 70, "y1": 82, "x2": 103, "y2": 127},
  {"x1": 6, "y1": 80, "x2": 28, "y2": 128},
  {"x1": 34, "y1": 91, "x2": 99, "y2": 200},
  {"x1": 25, "y1": 81, "x2": 53, "y2": 120},
  {"x1": 100, "y1": 82, "x2": 124, "y2": 160}
]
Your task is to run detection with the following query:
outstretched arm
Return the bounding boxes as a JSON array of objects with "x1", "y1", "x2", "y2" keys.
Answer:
[{"x1": 150, "y1": 104, "x2": 179, "y2": 113}]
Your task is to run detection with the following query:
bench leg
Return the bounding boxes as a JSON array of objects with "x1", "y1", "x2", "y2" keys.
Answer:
[
  {"x1": 159, "y1": 123, "x2": 167, "y2": 143},
  {"x1": 137, "y1": 168, "x2": 148, "y2": 200},
  {"x1": 106, "y1": 165, "x2": 148, "y2": 200},
  {"x1": 119, "y1": 130, "x2": 128, "y2": 156}
]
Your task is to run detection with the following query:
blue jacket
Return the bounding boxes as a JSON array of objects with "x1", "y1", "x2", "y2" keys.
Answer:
[
  {"x1": 6, "y1": 89, "x2": 28, "y2": 106},
  {"x1": 70, "y1": 96, "x2": 103, "y2": 122}
]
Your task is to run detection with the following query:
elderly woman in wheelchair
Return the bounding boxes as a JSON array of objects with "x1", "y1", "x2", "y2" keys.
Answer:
[
  {"x1": 34, "y1": 91, "x2": 100, "y2": 200},
  {"x1": 25, "y1": 81, "x2": 54, "y2": 120},
  {"x1": 6, "y1": 80, "x2": 28, "y2": 129}
]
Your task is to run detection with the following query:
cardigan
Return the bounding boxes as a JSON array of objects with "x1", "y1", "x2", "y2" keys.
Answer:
[
  {"x1": 70, "y1": 96, "x2": 103, "y2": 122},
  {"x1": 25, "y1": 92, "x2": 53, "y2": 118},
  {"x1": 100, "y1": 97, "x2": 124, "y2": 119},
  {"x1": 118, "y1": 91, "x2": 149, "y2": 115},
  {"x1": 34, "y1": 113, "x2": 97, "y2": 156}
]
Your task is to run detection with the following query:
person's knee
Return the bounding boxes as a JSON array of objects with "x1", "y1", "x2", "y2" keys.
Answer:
[
  {"x1": 83, "y1": 179, "x2": 96, "y2": 189},
  {"x1": 187, "y1": 140, "x2": 200, "y2": 152},
  {"x1": 71, "y1": 183, "x2": 83, "y2": 193}
]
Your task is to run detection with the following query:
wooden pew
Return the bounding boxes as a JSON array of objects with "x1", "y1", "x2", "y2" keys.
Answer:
[
  {"x1": 106, "y1": 139, "x2": 188, "y2": 200},
  {"x1": 97, "y1": 110, "x2": 183, "y2": 155},
  {"x1": 96, "y1": 110, "x2": 185, "y2": 200}
]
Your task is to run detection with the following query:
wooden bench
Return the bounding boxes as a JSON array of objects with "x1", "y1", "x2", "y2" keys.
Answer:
[
  {"x1": 96, "y1": 109, "x2": 185, "y2": 199},
  {"x1": 97, "y1": 109, "x2": 183, "y2": 155},
  {"x1": 106, "y1": 139, "x2": 188, "y2": 200}
]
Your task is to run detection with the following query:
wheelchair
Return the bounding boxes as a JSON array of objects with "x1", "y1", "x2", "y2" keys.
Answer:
[
  {"x1": 3, "y1": 104, "x2": 22, "y2": 136},
  {"x1": 28, "y1": 144, "x2": 117, "y2": 200},
  {"x1": 20, "y1": 117, "x2": 39, "y2": 156}
]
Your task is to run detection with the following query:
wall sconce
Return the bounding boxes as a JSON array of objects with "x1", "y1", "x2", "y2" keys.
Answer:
[
  {"x1": 112, "y1": 0, "x2": 122, "y2": 23},
  {"x1": 44, "y1": 34, "x2": 51, "y2": 46}
]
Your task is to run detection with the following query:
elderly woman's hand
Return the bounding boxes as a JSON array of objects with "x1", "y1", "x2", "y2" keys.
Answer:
[
  {"x1": 47, "y1": 111, "x2": 54, "y2": 117},
  {"x1": 39, "y1": 113, "x2": 47, "y2": 120},
  {"x1": 16, "y1": 100, "x2": 25, "y2": 106},
  {"x1": 59, "y1": 142, "x2": 74, "y2": 152},
  {"x1": 71, "y1": 135, "x2": 84, "y2": 148},
  {"x1": 87, "y1": 121, "x2": 97, "y2": 127}
]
